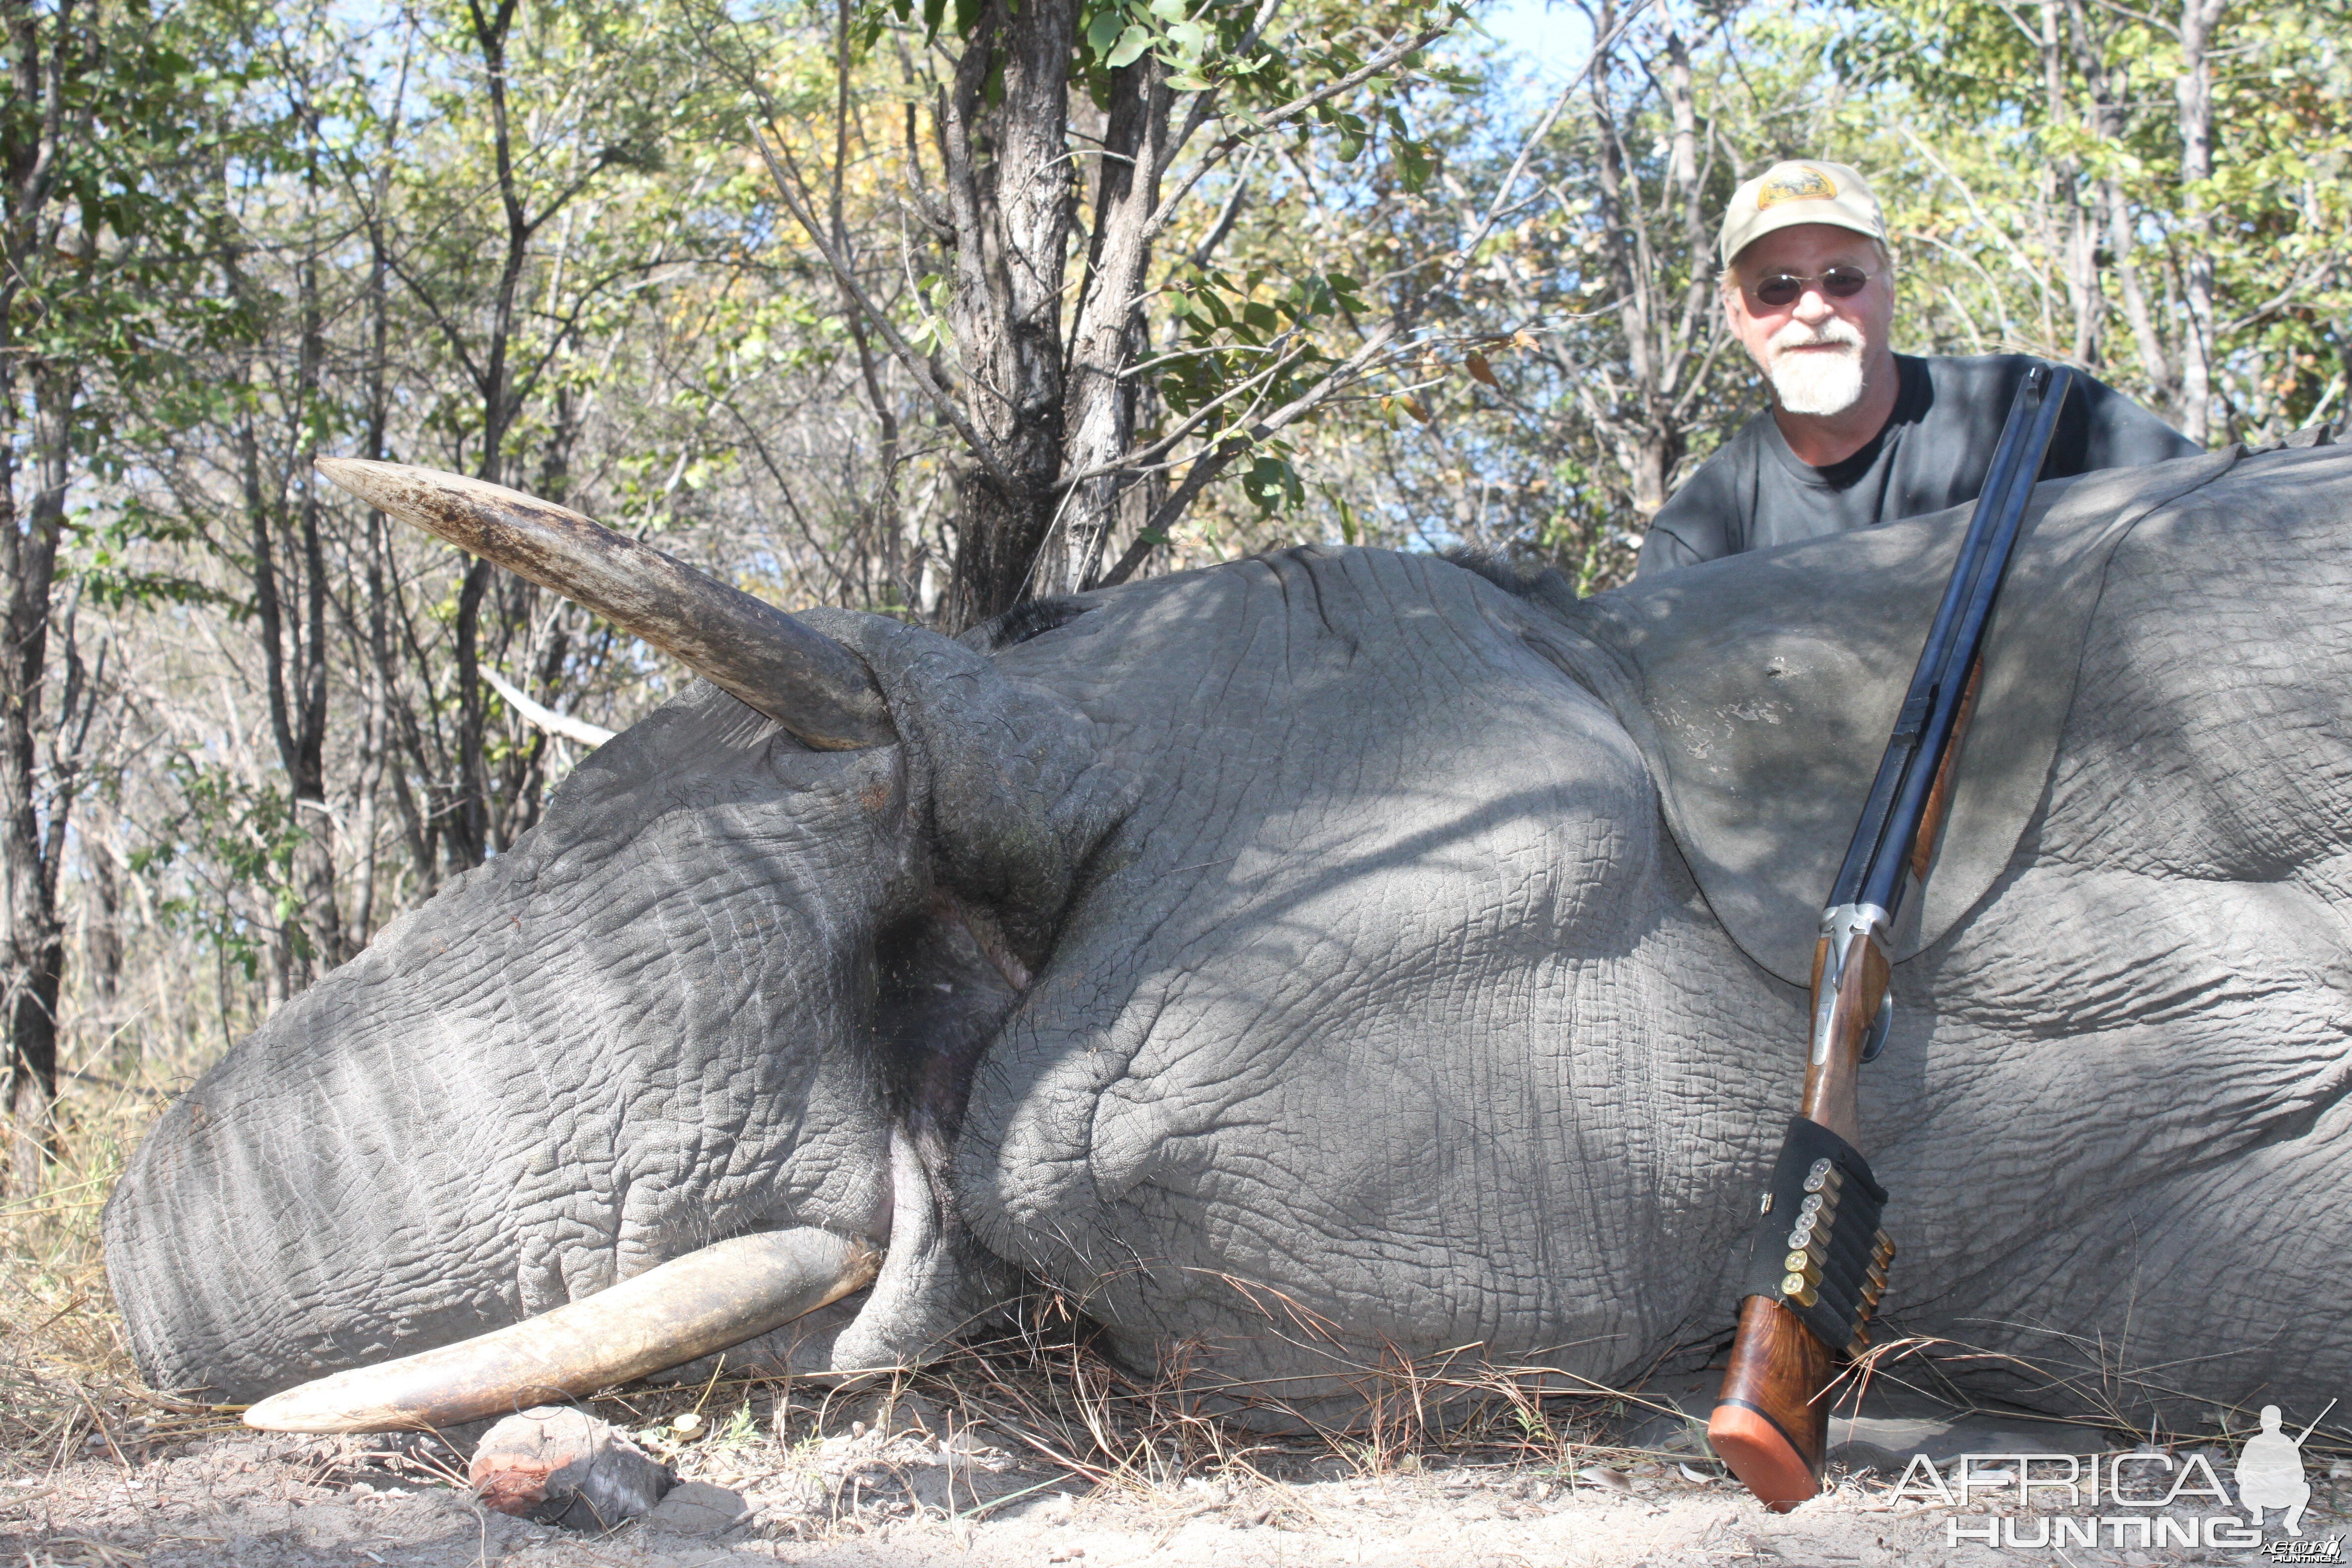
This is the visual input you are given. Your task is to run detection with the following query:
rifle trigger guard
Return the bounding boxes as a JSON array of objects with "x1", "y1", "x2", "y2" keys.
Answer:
[{"x1": 1861, "y1": 990, "x2": 1893, "y2": 1063}]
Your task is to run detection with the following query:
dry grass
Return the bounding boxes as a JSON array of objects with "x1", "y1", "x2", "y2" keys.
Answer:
[
  {"x1": 0, "y1": 1023, "x2": 243, "y2": 1484},
  {"x1": 1838, "y1": 1326, "x2": 2352, "y2": 1468},
  {"x1": 544, "y1": 1288, "x2": 1693, "y2": 1522}
]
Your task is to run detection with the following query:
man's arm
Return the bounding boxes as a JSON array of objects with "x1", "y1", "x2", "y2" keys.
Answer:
[
  {"x1": 1634, "y1": 453, "x2": 1743, "y2": 577},
  {"x1": 2075, "y1": 374, "x2": 2203, "y2": 469},
  {"x1": 1636, "y1": 521, "x2": 1711, "y2": 575}
]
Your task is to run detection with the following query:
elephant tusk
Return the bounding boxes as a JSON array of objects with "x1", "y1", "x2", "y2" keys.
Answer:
[
  {"x1": 479, "y1": 666, "x2": 617, "y2": 747},
  {"x1": 313, "y1": 457, "x2": 894, "y2": 752},
  {"x1": 242, "y1": 1228, "x2": 880, "y2": 1433}
]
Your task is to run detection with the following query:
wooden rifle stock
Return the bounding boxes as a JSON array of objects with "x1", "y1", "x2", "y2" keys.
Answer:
[{"x1": 1706, "y1": 367, "x2": 2074, "y2": 1510}]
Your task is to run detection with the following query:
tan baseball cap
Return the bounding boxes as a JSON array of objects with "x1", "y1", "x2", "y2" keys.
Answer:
[{"x1": 1716, "y1": 160, "x2": 1886, "y2": 267}]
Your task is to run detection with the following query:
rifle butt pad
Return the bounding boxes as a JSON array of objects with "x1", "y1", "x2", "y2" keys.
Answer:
[{"x1": 1708, "y1": 1295, "x2": 1830, "y2": 1511}]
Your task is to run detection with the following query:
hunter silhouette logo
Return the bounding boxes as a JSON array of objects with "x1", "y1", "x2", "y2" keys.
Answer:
[{"x1": 2239, "y1": 1401, "x2": 2327, "y2": 1536}]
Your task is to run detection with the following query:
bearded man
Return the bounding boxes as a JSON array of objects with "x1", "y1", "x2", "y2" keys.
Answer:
[{"x1": 1635, "y1": 161, "x2": 2198, "y2": 576}]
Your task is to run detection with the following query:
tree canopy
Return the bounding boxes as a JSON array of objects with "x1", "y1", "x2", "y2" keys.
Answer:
[{"x1": 1, "y1": 0, "x2": 2346, "y2": 1189}]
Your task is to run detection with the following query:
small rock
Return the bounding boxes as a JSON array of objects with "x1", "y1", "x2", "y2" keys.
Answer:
[
  {"x1": 889, "y1": 1392, "x2": 943, "y2": 1435},
  {"x1": 670, "y1": 1412, "x2": 704, "y2": 1438},
  {"x1": 470, "y1": 1407, "x2": 674, "y2": 1531},
  {"x1": 1578, "y1": 1465, "x2": 1636, "y2": 1495},
  {"x1": 943, "y1": 1426, "x2": 994, "y2": 1457},
  {"x1": 645, "y1": 1479, "x2": 750, "y2": 1535}
]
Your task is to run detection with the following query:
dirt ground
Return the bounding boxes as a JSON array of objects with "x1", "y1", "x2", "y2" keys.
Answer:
[
  {"x1": 16, "y1": 1039, "x2": 2349, "y2": 1567},
  {"x1": 6, "y1": 1376, "x2": 2346, "y2": 1568},
  {"x1": 9, "y1": 1068, "x2": 2345, "y2": 1568}
]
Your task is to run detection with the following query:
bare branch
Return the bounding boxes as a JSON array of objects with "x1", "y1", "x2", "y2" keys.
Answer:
[
  {"x1": 748, "y1": 124, "x2": 1014, "y2": 490},
  {"x1": 1096, "y1": 321, "x2": 1401, "y2": 587},
  {"x1": 1142, "y1": 20, "x2": 1458, "y2": 244}
]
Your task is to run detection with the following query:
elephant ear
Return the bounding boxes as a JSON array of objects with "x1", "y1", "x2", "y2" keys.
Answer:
[{"x1": 1581, "y1": 448, "x2": 2242, "y2": 985}]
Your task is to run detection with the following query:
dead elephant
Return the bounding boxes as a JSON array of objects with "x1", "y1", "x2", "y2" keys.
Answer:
[{"x1": 103, "y1": 443, "x2": 2352, "y2": 1433}]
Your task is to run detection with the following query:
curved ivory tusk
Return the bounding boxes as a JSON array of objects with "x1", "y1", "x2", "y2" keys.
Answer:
[
  {"x1": 314, "y1": 458, "x2": 893, "y2": 751},
  {"x1": 242, "y1": 1228, "x2": 880, "y2": 1433},
  {"x1": 480, "y1": 666, "x2": 617, "y2": 747}
]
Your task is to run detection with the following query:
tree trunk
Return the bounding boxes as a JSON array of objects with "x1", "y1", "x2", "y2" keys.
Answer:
[
  {"x1": 448, "y1": 0, "x2": 525, "y2": 873},
  {"x1": 242, "y1": 249, "x2": 343, "y2": 981},
  {"x1": 1589, "y1": 17, "x2": 1699, "y2": 519},
  {"x1": 2060, "y1": 0, "x2": 2174, "y2": 404},
  {"x1": 0, "y1": 369, "x2": 73, "y2": 1195},
  {"x1": 938, "y1": 0, "x2": 1078, "y2": 628},
  {"x1": 2034, "y1": 0, "x2": 2099, "y2": 365},
  {"x1": 2173, "y1": 0, "x2": 2225, "y2": 442},
  {"x1": 1050, "y1": 61, "x2": 1173, "y2": 594},
  {"x1": 1633, "y1": 430, "x2": 1682, "y2": 520},
  {"x1": 0, "y1": 0, "x2": 93, "y2": 1193},
  {"x1": 293, "y1": 257, "x2": 343, "y2": 966},
  {"x1": 88, "y1": 828, "x2": 121, "y2": 1005}
]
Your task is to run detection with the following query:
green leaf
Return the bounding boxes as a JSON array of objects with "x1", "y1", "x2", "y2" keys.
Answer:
[
  {"x1": 1397, "y1": 137, "x2": 1433, "y2": 193},
  {"x1": 1086, "y1": 9, "x2": 1125, "y2": 57},
  {"x1": 1243, "y1": 453, "x2": 1302, "y2": 515},
  {"x1": 1148, "y1": 0, "x2": 1187, "y2": 21},
  {"x1": 1107, "y1": 24, "x2": 1151, "y2": 68}
]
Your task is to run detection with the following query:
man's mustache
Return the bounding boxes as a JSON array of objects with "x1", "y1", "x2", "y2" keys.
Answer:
[{"x1": 1768, "y1": 319, "x2": 1864, "y2": 356}]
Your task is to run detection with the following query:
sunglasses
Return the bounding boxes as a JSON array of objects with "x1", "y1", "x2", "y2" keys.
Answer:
[{"x1": 1747, "y1": 265, "x2": 1876, "y2": 310}]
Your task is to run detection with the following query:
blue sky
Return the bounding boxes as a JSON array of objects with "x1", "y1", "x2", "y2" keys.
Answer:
[{"x1": 1472, "y1": 0, "x2": 1596, "y2": 85}]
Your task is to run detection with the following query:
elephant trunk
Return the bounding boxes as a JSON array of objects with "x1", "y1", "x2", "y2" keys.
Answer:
[{"x1": 243, "y1": 1228, "x2": 881, "y2": 1432}]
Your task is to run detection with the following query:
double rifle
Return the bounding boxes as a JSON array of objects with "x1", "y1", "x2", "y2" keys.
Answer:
[{"x1": 1706, "y1": 363, "x2": 2078, "y2": 1509}]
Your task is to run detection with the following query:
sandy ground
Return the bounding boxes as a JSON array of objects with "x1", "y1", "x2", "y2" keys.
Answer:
[{"x1": 6, "y1": 1387, "x2": 2347, "y2": 1568}]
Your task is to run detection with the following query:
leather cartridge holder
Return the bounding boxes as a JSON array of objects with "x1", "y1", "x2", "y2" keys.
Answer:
[{"x1": 1738, "y1": 1117, "x2": 1894, "y2": 1353}]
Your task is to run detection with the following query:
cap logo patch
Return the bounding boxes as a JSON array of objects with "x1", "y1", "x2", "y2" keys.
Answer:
[{"x1": 1757, "y1": 165, "x2": 1837, "y2": 209}]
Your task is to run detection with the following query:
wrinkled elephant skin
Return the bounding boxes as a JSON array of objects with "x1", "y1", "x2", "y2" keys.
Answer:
[{"x1": 104, "y1": 445, "x2": 2352, "y2": 1430}]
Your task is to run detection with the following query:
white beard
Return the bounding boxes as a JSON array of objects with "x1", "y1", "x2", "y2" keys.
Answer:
[{"x1": 1763, "y1": 320, "x2": 1868, "y2": 416}]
